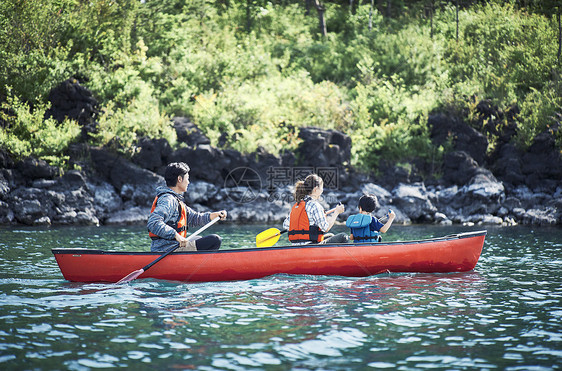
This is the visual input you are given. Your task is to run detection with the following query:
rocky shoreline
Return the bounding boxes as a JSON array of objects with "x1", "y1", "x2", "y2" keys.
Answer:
[
  {"x1": 0, "y1": 80, "x2": 560, "y2": 228},
  {"x1": 1, "y1": 125, "x2": 560, "y2": 228}
]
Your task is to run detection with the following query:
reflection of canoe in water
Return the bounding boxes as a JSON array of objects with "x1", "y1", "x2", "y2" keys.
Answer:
[{"x1": 51, "y1": 230, "x2": 487, "y2": 283}]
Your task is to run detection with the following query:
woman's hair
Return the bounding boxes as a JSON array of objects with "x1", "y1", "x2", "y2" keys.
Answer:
[
  {"x1": 358, "y1": 194, "x2": 379, "y2": 213},
  {"x1": 294, "y1": 174, "x2": 323, "y2": 202},
  {"x1": 165, "y1": 162, "x2": 190, "y2": 187}
]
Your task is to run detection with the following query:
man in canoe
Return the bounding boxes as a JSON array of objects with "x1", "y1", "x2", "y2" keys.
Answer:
[
  {"x1": 283, "y1": 173, "x2": 348, "y2": 244},
  {"x1": 147, "y1": 162, "x2": 227, "y2": 252}
]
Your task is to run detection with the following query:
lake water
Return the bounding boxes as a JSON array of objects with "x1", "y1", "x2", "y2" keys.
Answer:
[{"x1": 0, "y1": 224, "x2": 561, "y2": 370}]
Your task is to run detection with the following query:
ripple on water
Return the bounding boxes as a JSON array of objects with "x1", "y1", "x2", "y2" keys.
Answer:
[{"x1": 0, "y1": 225, "x2": 561, "y2": 369}]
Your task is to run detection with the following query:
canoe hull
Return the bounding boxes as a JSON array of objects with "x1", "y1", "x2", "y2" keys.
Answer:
[{"x1": 52, "y1": 230, "x2": 486, "y2": 283}]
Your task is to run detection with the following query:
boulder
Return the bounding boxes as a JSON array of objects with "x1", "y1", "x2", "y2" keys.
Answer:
[
  {"x1": 392, "y1": 183, "x2": 437, "y2": 222},
  {"x1": 105, "y1": 206, "x2": 149, "y2": 225},
  {"x1": 442, "y1": 151, "x2": 480, "y2": 185},
  {"x1": 173, "y1": 117, "x2": 211, "y2": 146},
  {"x1": 46, "y1": 78, "x2": 98, "y2": 139},
  {"x1": 491, "y1": 143, "x2": 525, "y2": 185},
  {"x1": 360, "y1": 183, "x2": 392, "y2": 204},
  {"x1": 428, "y1": 113, "x2": 488, "y2": 165},
  {"x1": 167, "y1": 145, "x2": 227, "y2": 184},
  {"x1": 295, "y1": 127, "x2": 351, "y2": 168},
  {"x1": 90, "y1": 147, "x2": 164, "y2": 206},
  {"x1": 521, "y1": 129, "x2": 562, "y2": 191},
  {"x1": 186, "y1": 181, "x2": 219, "y2": 205},
  {"x1": 16, "y1": 157, "x2": 59, "y2": 181},
  {"x1": 132, "y1": 137, "x2": 172, "y2": 172}
]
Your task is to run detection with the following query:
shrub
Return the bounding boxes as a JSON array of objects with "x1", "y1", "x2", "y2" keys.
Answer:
[{"x1": 0, "y1": 90, "x2": 80, "y2": 167}]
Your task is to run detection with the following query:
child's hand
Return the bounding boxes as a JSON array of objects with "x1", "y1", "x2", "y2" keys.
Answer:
[{"x1": 387, "y1": 209, "x2": 396, "y2": 219}]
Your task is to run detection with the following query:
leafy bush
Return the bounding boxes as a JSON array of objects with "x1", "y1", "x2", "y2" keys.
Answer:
[
  {"x1": 0, "y1": 90, "x2": 80, "y2": 167},
  {"x1": 191, "y1": 72, "x2": 350, "y2": 154},
  {"x1": 91, "y1": 88, "x2": 176, "y2": 156},
  {"x1": 0, "y1": 0, "x2": 560, "y2": 172},
  {"x1": 517, "y1": 84, "x2": 562, "y2": 148}
]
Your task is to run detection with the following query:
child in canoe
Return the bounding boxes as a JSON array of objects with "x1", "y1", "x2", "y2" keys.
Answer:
[{"x1": 346, "y1": 194, "x2": 395, "y2": 243}]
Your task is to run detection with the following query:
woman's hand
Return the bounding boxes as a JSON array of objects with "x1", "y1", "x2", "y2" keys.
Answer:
[
  {"x1": 211, "y1": 210, "x2": 227, "y2": 220},
  {"x1": 326, "y1": 203, "x2": 345, "y2": 215},
  {"x1": 335, "y1": 203, "x2": 345, "y2": 214}
]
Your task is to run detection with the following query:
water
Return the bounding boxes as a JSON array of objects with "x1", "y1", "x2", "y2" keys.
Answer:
[{"x1": 1, "y1": 224, "x2": 561, "y2": 370}]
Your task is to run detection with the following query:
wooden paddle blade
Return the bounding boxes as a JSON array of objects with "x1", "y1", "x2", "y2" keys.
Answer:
[
  {"x1": 116, "y1": 268, "x2": 145, "y2": 284},
  {"x1": 256, "y1": 228, "x2": 282, "y2": 248}
]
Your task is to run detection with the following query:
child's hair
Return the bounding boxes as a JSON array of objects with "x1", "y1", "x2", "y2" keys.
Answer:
[
  {"x1": 294, "y1": 174, "x2": 323, "y2": 202},
  {"x1": 358, "y1": 194, "x2": 379, "y2": 213},
  {"x1": 164, "y1": 162, "x2": 190, "y2": 187}
]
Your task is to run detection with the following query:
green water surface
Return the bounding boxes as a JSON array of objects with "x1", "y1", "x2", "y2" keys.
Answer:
[{"x1": 0, "y1": 224, "x2": 561, "y2": 370}]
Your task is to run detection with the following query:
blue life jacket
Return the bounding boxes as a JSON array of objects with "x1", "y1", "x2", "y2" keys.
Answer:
[{"x1": 345, "y1": 214, "x2": 381, "y2": 243}]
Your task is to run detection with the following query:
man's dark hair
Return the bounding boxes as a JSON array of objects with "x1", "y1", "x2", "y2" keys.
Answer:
[
  {"x1": 358, "y1": 194, "x2": 379, "y2": 213},
  {"x1": 164, "y1": 162, "x2": 190, "y2": 187}
]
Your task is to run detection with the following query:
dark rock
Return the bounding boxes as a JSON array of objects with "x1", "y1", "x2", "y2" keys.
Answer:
[
  {"x1": 491, "y1": 143, "x2": 525, "y2": 185},
  {"x1": 295, "y1": 127, "x2": 351, "y2": 168},
  {"x1": 521, "y1": 129, "x2": 562, "y2": 190},
  {"x1": 173, "y1": 117, "x2": 211, "y2": 146},
  {"x1": 90, "y1": 147, "x2": 164, "y2": 206},
  {"x1": 15, "y1": 157, "x2": 59, "y2": 181},
  {"x1": 429, "y1": 113, "x2": 488, "y2": 165},
  {"x1": 168, "y1": 145, "x2": 225, "y2": 184},
  {"x1": 442, "y1": 151, "x2": 479, "y2": 185},
  {"x1": 476, "y1": 100, "x2": 519, "y2": 144},
  {"x1": 46, "y1": 78, "x2": 99, "y2": 139},
  {"x1": 185, "y1": 181, "x2": 218, "y2": 205},
  {"x1": 132, "y1": 137, "x2": 172, "y2": 172},
  {"x1": 0, "y1": 148, "x2": 14, "y2": 169}
]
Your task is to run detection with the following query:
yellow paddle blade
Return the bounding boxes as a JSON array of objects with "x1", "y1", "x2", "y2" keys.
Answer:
[{"x1": 256, "y1": 228, "x2": 282, "y2": 248}]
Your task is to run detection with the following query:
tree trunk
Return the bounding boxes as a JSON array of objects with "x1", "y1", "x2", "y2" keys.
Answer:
[
  {"x1": 558, "y1": 8, "x2": 562, "y2": 65},
  {"x1": 430, "y1": 0, "x2": 434, "y2": 39},
  {"x1": 369, "y1": 0, "x2": 374, "y2": 31},
  {"x1": 313, "y1": 0, "x2": 327, "y2": 37},
  {"x1": 456, "y1": 0, "x2": 459, "y2": 42},
  {"x1": 558, "y1": 10, "x2": 561, "y2": 65},
  {"x1": 387, "y1": 0, "x2": 391, "y2": 18},
  {"x1": 246, "y1": 0, "x2": 252, "y2": 33},
  {"x1": 305, "y1": 0, "x2": 312, "y2": 16}
]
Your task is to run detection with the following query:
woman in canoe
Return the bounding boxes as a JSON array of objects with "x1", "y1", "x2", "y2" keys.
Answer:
[
  {"x1": 283, "y1": 173, "x2": 348, "y2": 244},
  {"x1": 147, "y1": 162, "x2": 227, "y2": 252}
]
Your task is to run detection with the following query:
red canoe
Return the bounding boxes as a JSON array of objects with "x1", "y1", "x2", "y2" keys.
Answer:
[{"x1": 51, "y1": 230, "x2": 486, "y2": 283}]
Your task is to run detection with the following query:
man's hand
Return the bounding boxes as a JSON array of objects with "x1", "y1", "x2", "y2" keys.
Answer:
[{"x1": 211, "y1": 210, "x2": 227, "y2": 220}]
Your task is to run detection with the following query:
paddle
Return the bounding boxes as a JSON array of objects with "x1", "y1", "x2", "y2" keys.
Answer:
[
  {"x1": 256, "y1": 228, "x2": 287, "y2": 247},
  {"x1": 117, "y1": 217, "x2": 221, "y2": 284}
]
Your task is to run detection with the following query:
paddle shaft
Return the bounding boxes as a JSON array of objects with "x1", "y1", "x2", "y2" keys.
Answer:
[{"x1": 142, "y1": 216, "x2": 220, "y2": 271}]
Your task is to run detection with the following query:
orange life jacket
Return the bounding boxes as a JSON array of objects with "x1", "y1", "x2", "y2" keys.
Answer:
[
  {"x1": 288, "y1": 200, "x2": 324, "y2": 243},
  {"x1": 148, "y1": 192, "x2": 188, "y2": 240}
]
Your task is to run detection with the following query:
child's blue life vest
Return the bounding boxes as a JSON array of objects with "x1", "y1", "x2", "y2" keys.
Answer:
[{"x1": 345, "y1": 214, "x2": 381, "y2": 243}]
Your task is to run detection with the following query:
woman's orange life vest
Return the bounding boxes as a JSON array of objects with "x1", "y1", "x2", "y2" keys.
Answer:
[
  {"x1": 288, "y1": 200, "x2": 324, "y2": 243},
  {"x1": 148, "y1": 192, "x2": 188, "y2": 240}
]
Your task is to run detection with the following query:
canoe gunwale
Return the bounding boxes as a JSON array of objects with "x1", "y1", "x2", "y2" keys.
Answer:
[{"x1": 51, "y1": 230, "x2": 487, "y2": 256}]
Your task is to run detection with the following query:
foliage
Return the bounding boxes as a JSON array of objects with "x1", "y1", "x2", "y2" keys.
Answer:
[
  {"x1": 517, "y1": 83, "x2": 562, "y2": 149},
  {"x1": 0, "y1": 0, "x2": 560, "y2": 173},
  {"x1": 91, "y1": 84, "x2": 176, "y2": 156},
  {"x1": 0, "y1": 90, "x2": 80, "y2": 167}
]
